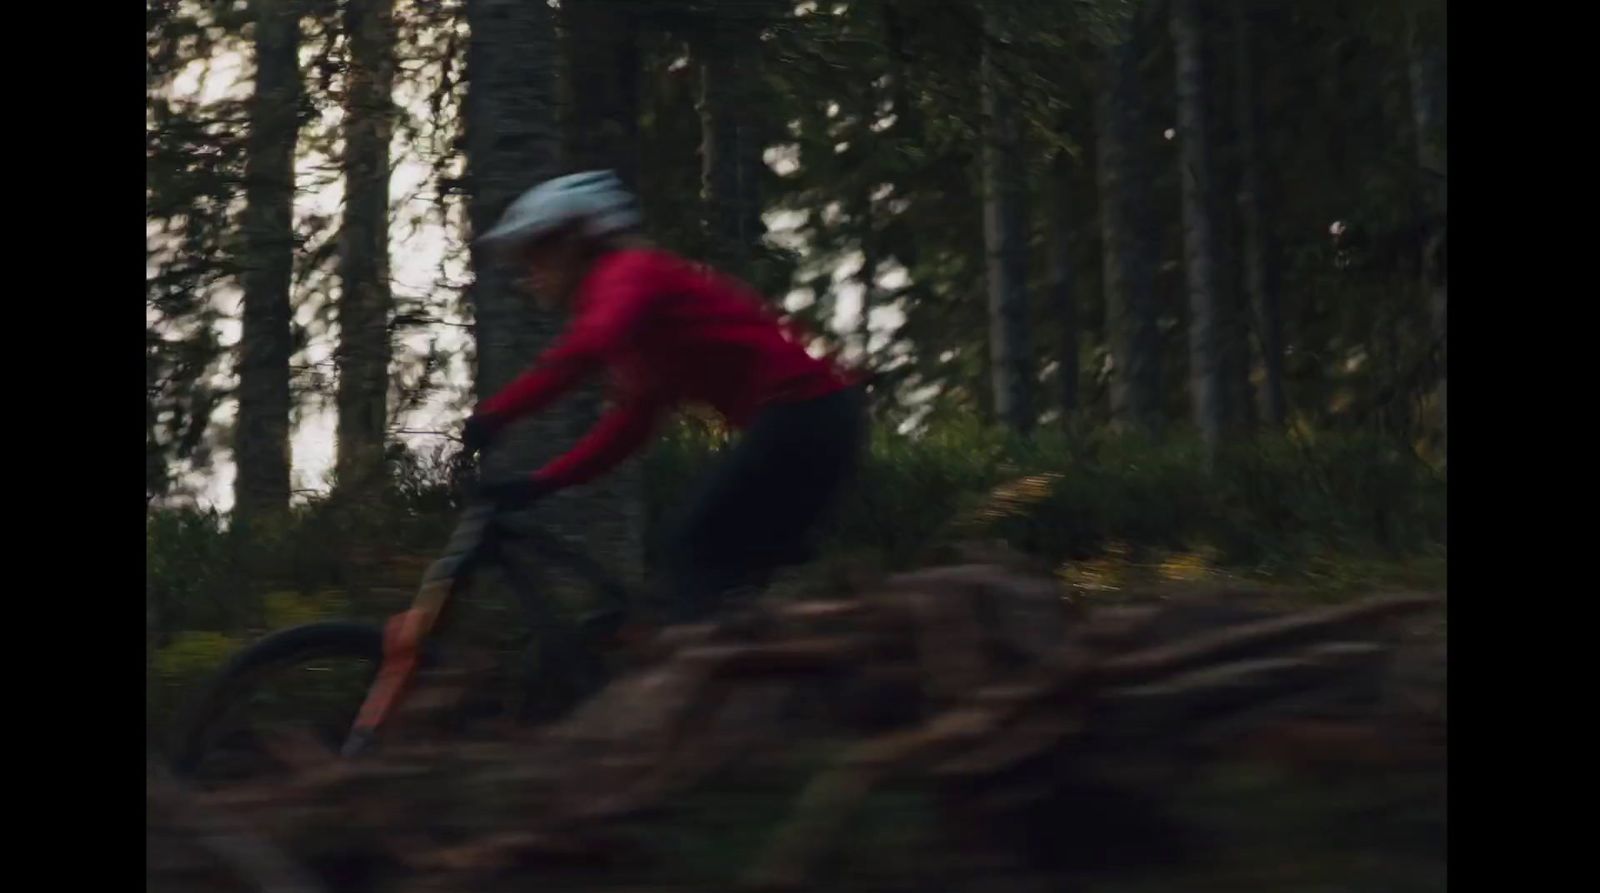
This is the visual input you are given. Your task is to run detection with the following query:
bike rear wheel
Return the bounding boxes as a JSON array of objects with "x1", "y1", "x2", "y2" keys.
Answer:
[{"x1": 167, "y1": 621, "x2": 386, "y2": 785}]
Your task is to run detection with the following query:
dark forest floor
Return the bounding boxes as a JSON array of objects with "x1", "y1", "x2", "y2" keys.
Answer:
[{"x1": 148, "y1": 565, "x2": 1446, "y2": 893}]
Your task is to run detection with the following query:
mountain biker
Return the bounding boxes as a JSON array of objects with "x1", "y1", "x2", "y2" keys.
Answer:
[{"x1": 462, "y1": 170, "x2": 866, "y2": 626}]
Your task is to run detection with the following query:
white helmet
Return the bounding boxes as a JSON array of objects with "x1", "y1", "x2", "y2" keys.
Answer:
[{"x1": 476, "y1": 170, "x2": 642, "y2": 252}]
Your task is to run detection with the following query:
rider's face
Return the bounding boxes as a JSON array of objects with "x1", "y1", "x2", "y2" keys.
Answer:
[{"x1": 516, "y1": 233, "x2": 587, "y2": 312}]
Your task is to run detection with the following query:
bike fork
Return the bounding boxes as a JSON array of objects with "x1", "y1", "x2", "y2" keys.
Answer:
[{"x1": 341, "y1": 606, "x2": 433, "y2": 757}]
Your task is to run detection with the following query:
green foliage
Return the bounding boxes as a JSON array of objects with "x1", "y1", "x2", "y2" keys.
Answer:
[
  {"x1": 644, "y1": 421, "x2": 1444, "y2": 573},
  {"x1": 145, "y1": 423, "x2": 1441, "y2": 741},
  {"x1": 151, "y1": 630, "x2": 243, "y2": 685},
  {"x1": 146, "y1": 442, "x2": 464, "y2": 647},
  {"x1": 148, "y1": 626, "x2": 236, "y2": 736},
  {"x1": 262, "y1": 590, "x2": 351, "y2": 630},
  {"x1": 146, "y1": 508, "x2": 251, "y2": 635},
  {"x1": 146, "y1": 0, "x2": 1446, "y2": 588},
  {"x1": 148, "y1": 422, "x2": 1442, "y2": 657},
  {"x1": 148, "y1": 625, "x2": 244, "y2": 734}
]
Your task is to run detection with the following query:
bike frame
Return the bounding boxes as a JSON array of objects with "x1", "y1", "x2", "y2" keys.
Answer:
[{"x1": 340, "y1": 502, "x2": 631, "y2": 756}]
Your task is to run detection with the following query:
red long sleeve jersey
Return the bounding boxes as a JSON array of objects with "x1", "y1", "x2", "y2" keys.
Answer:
[{"x1": 476, "y1": 248, "x2": 854, "y2": 489}]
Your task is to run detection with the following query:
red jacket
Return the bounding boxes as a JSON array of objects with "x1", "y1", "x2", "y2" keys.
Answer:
[{"x1": 476, "y1": 248, "x2": 855, "y2": 489}]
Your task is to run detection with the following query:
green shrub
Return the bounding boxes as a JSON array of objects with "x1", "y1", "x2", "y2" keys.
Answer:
[
  {"x1": 642, "y1": 423, "x2": 1444, "y2": 573},
  {"x1": 152, "y1": 630, "x2": 242, "y2": 684},
  {"x1": 263, "y1": 590, "x2": 351, "y2": 631},
  {"x1": 148, "y1": 425, "x2": 1445, "y2": 648}
]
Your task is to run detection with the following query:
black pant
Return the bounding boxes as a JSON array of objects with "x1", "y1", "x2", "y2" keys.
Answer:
[{"x1": 661, "y1": 386, "x2": 866, "y2": 622}]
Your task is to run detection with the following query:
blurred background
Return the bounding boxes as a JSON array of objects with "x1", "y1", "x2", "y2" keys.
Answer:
[{"x1": 147, "y1": 0, "x2": 1445, "y2": 888}]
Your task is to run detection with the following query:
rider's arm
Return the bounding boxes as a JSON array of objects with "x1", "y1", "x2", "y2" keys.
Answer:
[
  {"x1": 474, "y1": 338, "x2": 598, "y2": 424},
  {"x1": 531, "y1": 395, "x2": 666, "y2": 489},
  {"x1": 474, "y1": 255, "x2": 664, "y2": 425}
]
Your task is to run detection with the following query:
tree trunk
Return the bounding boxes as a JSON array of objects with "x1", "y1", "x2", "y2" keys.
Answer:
[
  {"x1": 467, "y1": 0, "x2": 639, "y2": 574},
  {"x1": 856, "y1": 198, "x2": 877, "y2": 360},
  {"x1": 854, "y1": 67, "x2": 882, "y2": 360},
  {"x1": 1232, "y1": 0, "x2": 1285, "y2": 427},
  {"x1": 1047, "y1": 148, "x2": 1079, "y2": 421},
  {"x1": 1170, "y1": 0, "x2": 1227, "y2": 448},
  {"x1": 846, "y1": 0, "x2": 934, "y2": 368},
  {"x1": 1207, "y1": 31, "x2": 1256, "y2": 434},
  {"x1": 980, "y1": 19, "x2": 1034, "y2": 435},
  {"x1": 463, "y1": 0, "x2": 569, "y2": 502},
  {"x1": 1407, "y1": 7, "x2": 1446, "y2": 460},
  {"x1": 1096, "y1": 16, "x2": 1162, "y2": 435},
  {"x1": 695, "y1": 17, "x2": 766, "y2": 281},
  {"x1": 146, "y1": 343, "x2": 166, "y2": 506},
  {"x1": 234, "y1": 0, "x2": 301, "y2": 523},
  {"x1": 563, "y1": 0, "x2": 641, "y2": 189},
  {"x1": 335, "y1": 0, "x2": 397, "y2": 499},
  {"x1": 559, "y1": 0, "x2": 646, "y2": 575}
]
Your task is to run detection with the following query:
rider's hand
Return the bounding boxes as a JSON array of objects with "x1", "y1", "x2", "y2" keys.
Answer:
[
  {"x1": 461, "y1": 413, "x2": 496, "y2": 456},
  {"x1": 480, "y1": 476, "x2": 553, "y2": 511}
]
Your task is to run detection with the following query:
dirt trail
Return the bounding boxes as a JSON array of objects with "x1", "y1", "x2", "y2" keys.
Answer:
[{"x1": 148, "y1": 564, "x2": 1446, "y2": 892}]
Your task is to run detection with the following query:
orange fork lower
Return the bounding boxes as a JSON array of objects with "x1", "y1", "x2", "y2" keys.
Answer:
[{"x1": 342, "y1": 607, "x2": 431, "y2": 755}]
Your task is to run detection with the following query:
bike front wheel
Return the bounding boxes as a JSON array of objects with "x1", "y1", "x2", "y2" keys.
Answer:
[{"x1": 167, "y1": 621, "x2": 386, "y2": 786}]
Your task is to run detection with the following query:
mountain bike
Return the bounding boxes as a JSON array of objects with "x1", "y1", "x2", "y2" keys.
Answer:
[{"x1": 167, "y1": 473, "x2": 647, "y2": 786}]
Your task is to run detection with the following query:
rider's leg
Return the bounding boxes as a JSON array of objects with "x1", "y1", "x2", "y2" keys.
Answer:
[{"x1": 662, "y1": 386, "x2": 867, "y2": 623}]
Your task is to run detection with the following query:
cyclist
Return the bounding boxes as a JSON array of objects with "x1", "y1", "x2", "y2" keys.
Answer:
[{"x1": 462, "y1": 170, "x2": 866, "y2": 626}]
